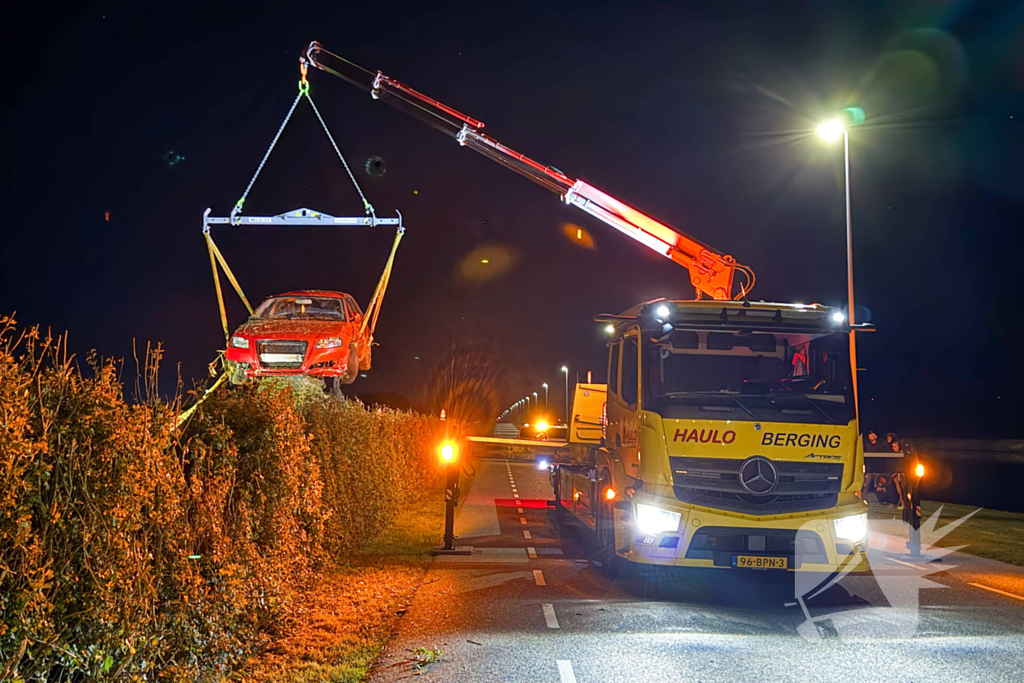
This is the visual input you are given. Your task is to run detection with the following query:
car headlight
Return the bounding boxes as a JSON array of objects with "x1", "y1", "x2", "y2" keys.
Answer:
[
  {"x1": 833, "y1": 513, "x2": 868, "y2": 543},
  {"x1": 315, "y1": 337, "x2": 344, "y2": 349},
  {"x1": 229, "y1": 335, "x2": 249, "y2": 349},
  {"x1": 635, "y1": 504, "x2": 681, "y2": 535}
]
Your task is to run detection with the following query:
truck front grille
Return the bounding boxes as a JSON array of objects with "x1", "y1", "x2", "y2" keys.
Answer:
[
  {"x1": 256, "y1": 340, "x2": 308, "y2": 369},
  {"x1": 670, "y1": 456, "x2": 843, "y2": 515}
]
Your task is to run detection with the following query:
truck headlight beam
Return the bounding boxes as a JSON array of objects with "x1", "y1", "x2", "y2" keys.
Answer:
[
  {"x1": 833, "y1": 513, "x2": 868, "y2": 543},
  {"x1": 635, "y1": 504, "x2": 681, "y2": 535}
]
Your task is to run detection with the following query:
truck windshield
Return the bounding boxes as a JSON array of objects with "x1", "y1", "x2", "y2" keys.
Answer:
[
  {"x1": 643, "y1": 331, "x2": 855, "y2": 425},
  {"x1": 253, "y1": 296, "x2": 348, "y2": 321}
]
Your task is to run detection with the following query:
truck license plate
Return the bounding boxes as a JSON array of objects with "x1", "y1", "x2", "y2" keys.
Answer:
[{"x1": 734, "y1": 555, "x2": 788, "y2": 570}]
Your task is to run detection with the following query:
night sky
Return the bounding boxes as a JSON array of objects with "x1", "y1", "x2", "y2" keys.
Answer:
[{"x1": 2, "y1": 1, "x2": 1021, "y2": 437}]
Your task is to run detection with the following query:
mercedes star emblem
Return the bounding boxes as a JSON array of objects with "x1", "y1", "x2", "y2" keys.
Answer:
[{"x1": 739, "y1": 456, "x2": 779, "y2": 495}]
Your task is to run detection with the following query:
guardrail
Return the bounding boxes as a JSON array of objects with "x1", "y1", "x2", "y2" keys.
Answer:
[{"x1": 904, "y1": 439, "x2": 1024, "y2": 513}]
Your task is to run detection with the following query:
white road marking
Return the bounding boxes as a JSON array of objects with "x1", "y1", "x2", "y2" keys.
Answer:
[
  {"x1": 968, "y1": 582, "x2": 1024, "y2": 601},
  {"x1": 542, "y1": 603, "x2": 559, "y2": 628},
  {"x1": 517, "y1": 507, "x2": 524, "y2": 514},
  {"x1": 527, "y1": 547, "x2": 537, "y2": 558},
  {"x1": 557, "y1": 660, "x2": 577, "y2": 683},
  {"x1": 523, "y1": 530, "x2": 532, "y2": 539},
  {"x1": 534, "y1": 569, "x2": 546, "y2": 586},
  {"x1": 514, "y1": 493, "x2": 520, "y2": 499},
  {"x1": 888, "y1": 558, "x2": 926, "y2": 570},
  {"x1": 520, "y1": 517, "x2": 528, "y2": 525}
]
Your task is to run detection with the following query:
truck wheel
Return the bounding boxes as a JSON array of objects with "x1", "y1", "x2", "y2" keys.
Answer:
[
  {"x1": 339, "y1": 346, "x2": 359, "y2": 385},
  {"x1": 552, "y1": 469, "x2": 564, "y2": 513},
  {"x1": 594, "y1": 473, "x2": 624, "y2": 576}
]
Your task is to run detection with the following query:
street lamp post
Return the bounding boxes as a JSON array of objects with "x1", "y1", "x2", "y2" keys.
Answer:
[
  {"x1": 818, "y1": 118, "x2": 859, "y2": 421},
  {"x1": 561, "y1": 366, "x2": 569, "y2": 425},
  {"x1": 543, "y1": 383, "x2": 548, "y2": 407}
]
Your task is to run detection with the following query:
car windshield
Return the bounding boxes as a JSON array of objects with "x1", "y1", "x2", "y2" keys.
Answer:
[
  {"x1": 643, "y1": 330, "x2": 854, "y2": 424},
  {"x1": 253, "y1": 296, "x2": 347, "y2": 321}
]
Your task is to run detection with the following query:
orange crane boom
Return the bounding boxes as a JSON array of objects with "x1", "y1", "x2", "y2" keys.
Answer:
[{"x1": 303, "y1": 41, "x2": 753, "y2": 300}]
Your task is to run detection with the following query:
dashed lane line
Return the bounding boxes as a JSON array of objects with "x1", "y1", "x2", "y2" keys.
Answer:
[
  {"x1": 527, "y1": 547, "x2": 537, "y2": 558},
  {"x1": 534, "y1": 569, "x2": 546, "y2": 586},
  {"x1": 520, "y1": 517, "x2": 528, "y2": 525},
  {"x1": 557, "y1": 660, "x2": 577, "y2": 683},
  {"x1": 968, "y1": 582, "x2": 1024, "y2": 602},
  {"x1": 888, "y1": 558, "x2": 927, "y2": 570},
  {"x1": 524, "y1": 530, "x2": 532, "y2": 539},
  {"x1": 542, "y1": 603, "x2": 559, "y2": 628},
  {"x1": 517, "y1": 507, "x2": 524, "y2": 514}
]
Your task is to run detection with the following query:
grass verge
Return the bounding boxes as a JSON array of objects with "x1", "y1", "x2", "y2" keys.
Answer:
[
  {"x1": 869, "y1": 500, "x2": 1024, "y2": 567},
  {"x1": 239, "y1": 485, "x2": 445, "y2": 683},
  {"x1": 239, "y1": 464, "x2": 478, "y2": 682}
]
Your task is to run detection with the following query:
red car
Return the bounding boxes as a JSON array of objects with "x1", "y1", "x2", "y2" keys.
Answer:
[{"x1": 224, "y1": 290, "x2": 371, "y2": 390}]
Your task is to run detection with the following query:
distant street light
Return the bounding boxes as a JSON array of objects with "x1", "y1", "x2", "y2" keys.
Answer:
[
  {"x1": 561, "y1": 366, "x2": 570, "y2": 425},
  {"x1": 818, "y1": 115, "x2": 859, "y2": 421},
  {"x1": 543, "y1": 382, "x2": 548, "y2": 407}
]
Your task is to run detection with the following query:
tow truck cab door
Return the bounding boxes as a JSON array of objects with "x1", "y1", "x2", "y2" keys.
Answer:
[{"x1": 605, "y1": 329, "x2": 641, "y2": 481}]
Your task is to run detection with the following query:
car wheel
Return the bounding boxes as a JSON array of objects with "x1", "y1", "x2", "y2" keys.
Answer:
[
  {"x1": 339, "y1": 346, "x2": 359, "y2": 385},
  {"x1": 326, "y1": 376, "x2": 346, "y2": 401},
  {"x1": 226, "y1": 360, "x2": 248, "y2": 386}
]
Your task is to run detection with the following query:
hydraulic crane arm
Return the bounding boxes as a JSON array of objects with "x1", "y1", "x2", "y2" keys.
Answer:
[{"x1": 304, "y1": 41, "x2": 753, "y2": 300}]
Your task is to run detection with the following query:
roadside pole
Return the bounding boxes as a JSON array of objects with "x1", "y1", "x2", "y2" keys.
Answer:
[
  {"x1": 431, "y1": 439, "x2": 471, "y2": 556},
  {"x1": 904, "y1": 462, "x2": 927, "y2": 560}
]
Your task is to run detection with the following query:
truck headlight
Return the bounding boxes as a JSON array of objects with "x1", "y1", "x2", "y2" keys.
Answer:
[
  {"x1": 315, "y1": 337, "x2": 344, "y2": 349},
  {"x1": 833, "y1": 513, "x2": 868, "y2": 543},
  {"x1": 635, "y1": 504, "x2": 681, "y2": 535},
  {"x1": 229, "y1": 336, "x2": 249, "y2": 349}
]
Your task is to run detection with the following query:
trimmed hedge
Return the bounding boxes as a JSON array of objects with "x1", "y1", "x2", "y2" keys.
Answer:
[{"x1": 0, "y1": 318, "x2": 443, "y2": 681}]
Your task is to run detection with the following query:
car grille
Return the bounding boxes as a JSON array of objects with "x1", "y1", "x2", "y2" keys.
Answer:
[
  {"x1": 670, "y1": 456, "x2": 843, "y2": 515},
  {"x1": 685, "y1": 526, "x2": 828, "y2": 567},
  {"x1": 256, "y1": 340, "x2": 308, "y2": 369}
]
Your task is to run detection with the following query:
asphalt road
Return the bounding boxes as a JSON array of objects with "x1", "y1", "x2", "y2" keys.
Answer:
[{"x1": 368, "y1": 458, "x2": 1024, "y2": 683}]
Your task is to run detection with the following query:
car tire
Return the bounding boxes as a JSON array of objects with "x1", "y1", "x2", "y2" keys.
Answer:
[
  {"x1": 326, "y1": 376, "x2": 346, "y2": 401},
  {"x1": 226, "y1": 361, "x2": 248, "y2": 386},
  {"x1": 339, "y1": 346, "x2": 359, "y2": 385}
]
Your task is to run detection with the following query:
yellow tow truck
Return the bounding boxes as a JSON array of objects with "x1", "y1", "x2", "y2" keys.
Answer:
[{"x1": 555, "y1": 301, "x2": 869, "y2": 575}]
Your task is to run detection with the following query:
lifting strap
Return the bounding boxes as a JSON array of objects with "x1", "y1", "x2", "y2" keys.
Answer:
[
  {"x1": 205, "y1": 230, "x2": 254, "y2": 341},
  {"x1": 360, "y1": 220, "x2": 405, "y2": 341}
]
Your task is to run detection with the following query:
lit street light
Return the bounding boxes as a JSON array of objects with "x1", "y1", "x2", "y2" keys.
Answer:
[
  {"x1": 561, "y1": 366, "x2": 570, "y2": 425},
  {"x1": 542, "y1": 382, "x2": 548, "y2": 407},
  {"x1": 818, "y1": 115, "x2": 859, "y2": 420}
]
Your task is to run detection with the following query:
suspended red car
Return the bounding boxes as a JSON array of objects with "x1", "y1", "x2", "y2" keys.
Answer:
[{"x1": 224, "y1": 290, "x2": 371, "y2": 392}]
